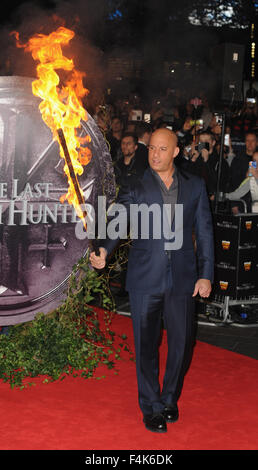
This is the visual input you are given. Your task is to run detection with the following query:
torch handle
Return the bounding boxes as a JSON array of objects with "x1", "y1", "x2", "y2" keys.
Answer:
[
  {"x1": 94, "y1": 246, "x2": 100, "y2": 256},
  {"x1": 57, "y1": 128, "x2": 101, "y2": 261},
  {"x1": 90, "y1": 239, "x2": 100, "y2": 256},
  {"x1": 57, "y1": 128, "x2": 87, "y2": 220}
]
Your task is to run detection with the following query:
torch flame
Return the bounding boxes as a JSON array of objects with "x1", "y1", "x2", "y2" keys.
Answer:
[{"x1": 12, "y1": 27, "x2": 92, "y2": 224}]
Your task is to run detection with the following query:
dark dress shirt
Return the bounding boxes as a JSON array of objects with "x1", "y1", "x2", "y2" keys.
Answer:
[
  {"x1": 150, "y1": 167, "x2": 178, "y2": 260},
  {"x1": 150, "y1": 167, "x2": 178, "y2": 224}
]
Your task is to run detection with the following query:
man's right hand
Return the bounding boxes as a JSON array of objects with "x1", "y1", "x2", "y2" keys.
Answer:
[{"x1": 89, "y1": 247, "x2": 107, "y2": 270}]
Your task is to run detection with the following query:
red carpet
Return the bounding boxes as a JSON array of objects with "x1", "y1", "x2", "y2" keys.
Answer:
[{"x1": 0, "y1": 313, "x2": 257, "y2": 450}]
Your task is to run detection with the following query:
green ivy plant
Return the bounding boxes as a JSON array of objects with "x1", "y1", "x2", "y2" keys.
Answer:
[{"x1": 0, "y1": 253, "x2": 133, "y2": 389}]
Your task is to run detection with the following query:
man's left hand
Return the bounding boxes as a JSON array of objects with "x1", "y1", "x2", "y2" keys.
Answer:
[{"x1": 192, "y1": 279, "x2": 212, "y2": 298}]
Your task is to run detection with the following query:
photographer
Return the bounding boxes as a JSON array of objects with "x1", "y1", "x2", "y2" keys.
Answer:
[{"x1": 181, "y1": 131, "x2": 230, "y2": 198}]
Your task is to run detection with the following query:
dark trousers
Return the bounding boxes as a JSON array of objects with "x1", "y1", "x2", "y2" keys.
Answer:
[{"x1": 128, "y1": 289, "x2": 195, "y2": 416}]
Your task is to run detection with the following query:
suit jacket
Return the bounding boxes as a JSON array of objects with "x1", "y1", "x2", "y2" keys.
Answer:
[{"x1": 101, "y1": 167, "x2": 214, "y2": 295}]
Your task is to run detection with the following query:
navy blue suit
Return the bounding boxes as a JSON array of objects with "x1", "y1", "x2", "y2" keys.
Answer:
[{"x1": 102, "y1": 167, "x2": 214, "y2": 415}]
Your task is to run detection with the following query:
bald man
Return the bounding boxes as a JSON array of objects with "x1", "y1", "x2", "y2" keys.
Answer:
[{"x1": 90, "y1": 129, "x2": 214, "y2": 433}]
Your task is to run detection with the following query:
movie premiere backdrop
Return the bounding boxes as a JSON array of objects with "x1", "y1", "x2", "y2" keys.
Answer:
[{"x1": 0, "y1": 73, "x2": 115, "y2": 325}]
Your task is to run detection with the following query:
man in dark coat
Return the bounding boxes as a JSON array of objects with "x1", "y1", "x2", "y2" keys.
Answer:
[
  {"x1": 114, "y1": 132, "x2": 147, "y2": 186},
  {"x1": 90, "y1": 129, "x2": 214, "y2": 434}
]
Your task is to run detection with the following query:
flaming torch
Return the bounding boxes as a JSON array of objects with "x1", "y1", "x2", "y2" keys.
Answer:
[
  {"x1": 12, "y1": 26, "x2": 92, "y2": 230},
  {"x1": 57, "y1": 127, "x2": 88, "y2": 227}
]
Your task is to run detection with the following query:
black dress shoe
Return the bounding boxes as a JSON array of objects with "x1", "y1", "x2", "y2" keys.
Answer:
[
  {"x1": 143, "y1": 413, "x2": 167, "y2": 433},
  {"x1": 162, "y1": 405, "x2": 179, "y2": 423}
]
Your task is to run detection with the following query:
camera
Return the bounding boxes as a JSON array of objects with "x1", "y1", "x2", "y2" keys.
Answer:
[
  {"x1": 195, "y1": 142, "x2": 210, "y2": 152},
  {"x1": 144, "y1": 113, "x2": 151, "y2": 123},
  {"x1": 189, "y1": 119, "x2": 203, "y2": 129},
  {"x1": 214, "y1": 113, "x2": 223, "y2": 125},
  {"x1": 131, "y1": 110, "x2": 143, "y2": 121},
  {"x1": 224, "y1": 134, "x2": 230, "y2": 146}
]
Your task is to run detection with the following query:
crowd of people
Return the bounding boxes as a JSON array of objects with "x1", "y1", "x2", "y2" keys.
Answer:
[{"x1": 92, "y1": 88, "x2": 258, "y2": 214}]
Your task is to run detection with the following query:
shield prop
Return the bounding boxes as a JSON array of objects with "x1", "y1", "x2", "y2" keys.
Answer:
[{"x1": 0, "y1": 76, "x2": 116, "y2": 325}]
